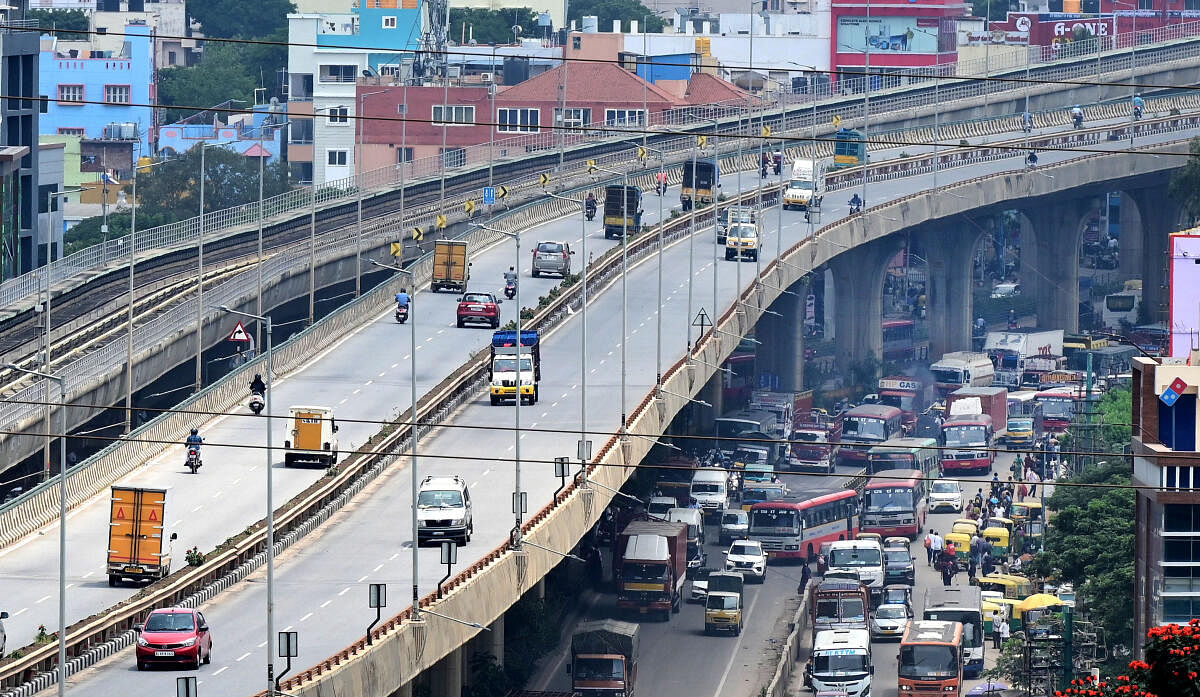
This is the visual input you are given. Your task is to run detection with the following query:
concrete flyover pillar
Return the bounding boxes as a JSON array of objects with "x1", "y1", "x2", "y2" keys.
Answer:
[
  {"x1": 428, "y1": 645, "x2": 463, "y2": 697},
  {"x1": 1023, "y1": 197, "x2": 1090, "y2": 333},
  {"x1": 1127, "y1": 186, "x2": 1179, "y2": 326},
  {"x1": 918, "y1": 225, "x2": 980, "y2": 358},
  {"x1": 828, "y1": 238, "x2": 902, "y2": 370},
  {"x1": 463, "y1": 614, "x2": 505, "y2": 691},
  {"x1": 756, "y1": 290, "x2": 805, "y2": 392},
  {"x1": 391, "y1": 681, "x2": 413, "y2": 697},
  {"x1": 488, "y1": 614, "x2": 505, "y2": 667},
  {"x1": 700, "y1": 368, "x2": 724, "y2": 427}
]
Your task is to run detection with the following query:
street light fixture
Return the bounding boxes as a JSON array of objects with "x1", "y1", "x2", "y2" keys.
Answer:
[
  {"x1": 215, "y1": 305, "x2": 276, "y2": 696},
  {"x1": 6, "y1": 363, "x2": 66, "y2": 697},
  {"x1": 368, "y1": 259, "x2": 422, "y2": 616}
]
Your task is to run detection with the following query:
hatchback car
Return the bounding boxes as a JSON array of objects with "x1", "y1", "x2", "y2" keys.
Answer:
[
  {"x1": 725, "y1": 223, "x2": 760, "y2": 261},
  {"x1": 456, "y1": 292, "x2": 501, "y2": 328},
  {"x1": 724, "y1": 539, "x2": 767, "y2": 582},
  {"x1": 869, "y1": 602, "x2": 912, "y2": 640},
  {"x1": 531, "y1": 240, "x2": 573, "y2": 277},
  {"x1": 135, "y1": 608, "x2": 212, "y2": 670}
]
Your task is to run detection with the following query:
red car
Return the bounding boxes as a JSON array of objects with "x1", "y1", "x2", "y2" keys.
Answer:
[
  {"x1": 456, "y1": 292, "x2": 501, "y2": 328},
  {"x1": 135, "y1": 608, "x2": 212, "y2": 670}
]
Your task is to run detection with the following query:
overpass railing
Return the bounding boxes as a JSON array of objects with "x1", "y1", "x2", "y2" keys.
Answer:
[{"x1": 3, "y1": 24, "x2": 1200, "y2": 312}]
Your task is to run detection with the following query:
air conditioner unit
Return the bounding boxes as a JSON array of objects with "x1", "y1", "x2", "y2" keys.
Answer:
[{"x1": 480, "y1": 72, "x2": 494, "y2": 83}]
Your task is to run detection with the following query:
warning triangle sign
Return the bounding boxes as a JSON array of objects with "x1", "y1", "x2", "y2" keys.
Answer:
[
  {"x1": 115, "y1": 507, "x2": 127, "y2": 520},
  {"x1": 228, "y1": 321, "x2": 252, "y2": 343},
  {"x1": 148, "y1": 509, "x2": 159, "y2": 522}
]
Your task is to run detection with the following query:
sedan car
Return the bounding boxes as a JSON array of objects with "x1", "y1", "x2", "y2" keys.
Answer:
[
  {"x1": 456, "y1": 292, "x2": 501, "y2": 328},
  {"x1": 531, "y1": 240, "x2": 573, "y2": 277},
  {"x1": 724, "y1": 539, "x2": 767, "y2": 582},
  {"x1": 884, "y1": 548, "x2": 916, "y2": 586},
  {"x1": 135, "y1": 608, "x2": 212, "y2": 670},
  {"x1": 870, "y1": 602, "x2": 912, "y2": 640}
]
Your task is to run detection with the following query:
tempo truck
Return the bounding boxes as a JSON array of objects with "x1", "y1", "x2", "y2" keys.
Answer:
[
  {"x1": 614, "y1": 520, "x2": 687, "y2": 620},
  {"x1": 107, "y1": 485, "x2": 178, "y2": 586},
  {"x1": 569, "y1": 620, "x2": 639, "y2": 697},
  {"x1": 431, "y1": 239, "x2": 470, "y2": 292},
  {"x1": 681, "y1": 157, "x2": 719, "y2": 210},
  {"x1": 489, "y1": 330, "x2": 540, "y2": 405},
  {"x1": 603, "y1": 184, "x2": 642, "y2": 239},
  {"x1": 783, "y1": 159, "x2": 825, "y2": 210}
]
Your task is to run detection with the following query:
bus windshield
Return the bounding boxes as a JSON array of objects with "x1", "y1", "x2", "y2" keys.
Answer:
[
  {"x1": 750, "y1": 508, "x2": 799, "y2": 534},
  {"x1": 1039, "y1": 398, "x2": 1074, "y2": 418},
  {"x1": 870, "y1": 454, "x2": 914, "y2": 472},
  {"x1": 865, "y1": 488, "x2": 914, "y2": 513},
  {"x1": 944, "y1": 425, "x2": 988, "y2": 446},
  {"x1": 899, "y1": 644, "x2": 960, "y2": 679},
  {"x1": 844, "y1": 417, "x2": 887, "y2": 440}
]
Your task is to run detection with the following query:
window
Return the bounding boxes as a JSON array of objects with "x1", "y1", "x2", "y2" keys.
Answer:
[
  {"x1": 327, "y1": 149, "x2": 348, "y2": 166},
  {"x1": 380, "y1": 65, "x2": 401, "y2": 76},
  {"x1": 319, "y1": 64, "x2": 357, "y2": 83},
  {"x1": 1165, "y1": 505, "x2": 1200, "y2": 533},
  {"x1": 382, "y1": 15, "x2": 397, "y2": 28},
  {"x1": 326, "y1": 106, "x2": 349, "y2": 124},
  {"x1": 572, "y1": 36, "x2": 581, "y2": 50},
  {"x1": 554, "y1": 107, "x2": 591, "y2": 129},
  {"x1": 57, "y1": 127, "x2": 85, "y2": 136},
  {"x1": 57, "y1": 84, "x2": 84, "y2": 104},
  {"x1": 39, "y1": 95, "x2": 47, "y2": 114},
  {"x1": 1188, "y1": 0, "x2": 1200, "y2": 10},
  {"x1": 432, "y1": 105, "x2": 475, "y2": 125},
  {"x1": 497, "y1": 107, "x2": 540, "y2": 133},
  {"x1": 440, "y1": 147, "x2": 466, "y2": 168},
  {"x1": 168, "y1": 50, "x2": 177, "y2": 66},
  {"x1": 396, "y1": 147, "x2": 413, "y2": 164},
  {"x1": 104, "y1": 85, "x2": 131, "y2": 104},
  {"x1": 605, "y1": 108, "x2": 645, "y2": 127}
]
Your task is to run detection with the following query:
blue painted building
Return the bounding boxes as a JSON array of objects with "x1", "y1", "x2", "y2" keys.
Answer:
[
  {"x1": 635, "y1": 53, "x2": 696, "y2": 84},
  {"x1": 158, "y1": 106, "x2": 285, "y2": 164},
  {"x1": 314, "y1": 7, "x2": 423, "y2": 72},
  {"x1": 39, "y1": 22, "x2": 154, "y2": 152}
]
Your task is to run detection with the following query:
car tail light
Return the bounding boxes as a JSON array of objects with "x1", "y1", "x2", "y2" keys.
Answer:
[{"x1": 563, "y1": 251, "x2": 569, "y2": 260}]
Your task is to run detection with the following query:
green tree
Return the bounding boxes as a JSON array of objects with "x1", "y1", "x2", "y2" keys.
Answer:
[
  {"x1": 568, "y1": 0, "x2": 664, "y2": 32},
  {"x1": 1169, "y1": 137, "x2": 1200, "y2": 226},
  {"x1": 25, "y1": 9, "x2": 89, "y2": 40},
  {"x1": 1097, "y1": 387, "x2": 1132, "y2": 450},
  {"x1": 185, "y1": 0, "x2": 295, "y2": 39},
  {"x1": 157, "y1": 43, "x2": 259, "y2": 123},
  {"x1": 449, "y1": 7, "x2": 539, "y2": 45}
]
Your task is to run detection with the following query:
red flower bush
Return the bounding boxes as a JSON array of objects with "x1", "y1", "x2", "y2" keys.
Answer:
[{"x1": 1065, "y1": 622, "x2": 1200, "y2": 697}]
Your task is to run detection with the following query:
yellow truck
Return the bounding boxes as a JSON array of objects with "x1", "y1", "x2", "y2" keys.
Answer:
[
  {"x1": 107, "y1": 485, "x2": 177, "y2": 587},
  {"x1": 431, "y1": 239, "x2": 470, "y2": 293},
  {"x1": 283, "y1": 405, "x2": 339, "y2": 467}
]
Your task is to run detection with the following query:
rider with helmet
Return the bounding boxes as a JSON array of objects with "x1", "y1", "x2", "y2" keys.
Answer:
[
  {"x1": 186, "y1": 428, "x2": 203, "y2": 456},
  {"x1": 395, "y1": 287, "x2": 410, "y2": 309}
]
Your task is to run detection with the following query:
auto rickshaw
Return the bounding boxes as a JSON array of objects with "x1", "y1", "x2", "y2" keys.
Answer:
[
  {"x1": 987, "y1": 597, "x2": 1026, "y2": 631},
  {"x1": 883, "y1": 536, "x2": 910, "y2": 550},
  {"x1": 975, "y1": 574, "x2": 1023, "y2": 599},
  {"x1": 1010, "y1": 501, "x2": 1043, "y2": 524},
  {"x1": 944, "y1": 531, "x2": 972, "y2": 569},
  {"x1": 991, "y1": 573, "x2": 1034, "y2": 597},
  {"x1": 982, "y1": 599, "x2": 1005, "y2": 634},
  {"x1": 952, "y1": 518, "x2": 980, "y2": 535},
  {"x1": 982, "y1": 527, "x2": 1010, "y2": 558},
  {"x1": 855, "y1": 532, "x2": 883, "y2": 543}
]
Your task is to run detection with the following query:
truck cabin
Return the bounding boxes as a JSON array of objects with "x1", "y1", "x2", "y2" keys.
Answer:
[
  {"x1": 572, "y1": 653, "x2": 629, "y2": 686},
  {"x1": 666, "y1": 507, "x2": 706, "y2": 563},
  {"x1": 812, "y1": 580, "x2": 870, "y2": 631}
]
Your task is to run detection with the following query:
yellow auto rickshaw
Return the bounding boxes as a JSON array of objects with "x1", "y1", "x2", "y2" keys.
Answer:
[
  {"x1": 982, "y1": 599, "x2": 1005, "y2": 634},
  {"x1": 856, "y1": 532, "x2": 883, "y2": 543},
  {"x1": 1011, "y1": 501, "x2": 1043, "y2": 523},
  {"x1": 975, "y1": 574, "x2": 1023, "y2": 599},
  {"x1": 944, "y1": 531, "x2": 972, "y2": 569},
  {"x1": 952, "y1": 519, "x2": 979, "y2": 536},
  {"x1": 983, "y1": 527, "x2": 1010, "y2": 558},
  {"x1": 987, "y1": 597, "x2": 1026, "y2": 631},
  {"x1": 991, "y1": 573, "x2": 1034, "y2": 598},
  {"x1": 883, "y1": 536, "x2": 910, "y2": 550}
]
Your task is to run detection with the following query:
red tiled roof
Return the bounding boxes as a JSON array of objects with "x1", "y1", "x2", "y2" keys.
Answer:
[
  {"x1": 241, "y1": 143, "x2": 273, "y2": 158},
  {"x1": 499, "y1": 61, "x2": 684, "y2": 105},
  {"x1": 683, "y1": 72, "x2": 754, "y2": 107}
]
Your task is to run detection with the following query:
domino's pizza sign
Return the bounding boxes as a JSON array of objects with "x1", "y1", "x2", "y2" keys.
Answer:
[{"x1": 1161, "y1": 377, "x2": 1189, "y2": 406}]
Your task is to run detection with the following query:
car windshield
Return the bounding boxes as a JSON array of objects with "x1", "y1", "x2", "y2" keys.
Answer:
[
  {"x1": 876, "y1": 605, "x2": 909, "y2": 619},
  {"x1": 722, "y1": 512, "x2": 747, "y2": 526},
  {"x1": 536, "y1": 242, "x2": 563, "y2": 253},
  {"x1": 417, "y1": 490, "x2": 464, "y2": 508},
  {"x1": 790, "y1": 178, "x2": 814, "y2": 189},
  {"x1": 729, "y1": 542, "x2": 760, "y2": 556},
  {"x1": 731, "y1": 226, "x2": 757, "y2": 238},
  {"x1": 885, "y1": 550, "x2": 912, "y2": 564},
  {"x1": 899, "y1": 644, "x2": 960, "y2": 679},
  {"x1": 145, "y1": 613, "x2": 195, "y2": 632},
  {"x1": 462, "y1": 293, "x2": 493, "y2": 303},
  {"x1": 813, "y1": 652, "x2": 869, "y2": 675},
  {"x1": 493, "y1": 357, "x2": 533, "y2": 372},
  {"x1": 844, "y1": 417, "x2": 887, "y2": 439},
  {"x1": 865, "y1": 488, "x2": 914, "y2": 512},
  {"x1": 944, "y1": 425, "x2": 988, "y2": 446},
  {"x1": 574, "y1": 657, "x2": 624, "y2": 681},
  {"x1": 707, "y1": 595, "x2": 739, "y2": 610},
  {"x1": 931, "y1": 481, "x2": 959, "y2": 494},
  {"x1": 829, "y1": 547, "x2": 882, "y2": 567}
]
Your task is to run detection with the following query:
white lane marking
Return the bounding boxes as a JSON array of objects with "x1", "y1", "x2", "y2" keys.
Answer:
[
  {"x1": 373, "y1": 563, "x2": 383, "y2": 572},
  {"x1": 402, "y1": 354, "x2": 410, "y2": 360},
  {"x1": 352, "y1": 389, "x2": 361, "y2": 395},
  {"x1": 551, "y1": 402, "x2": 558, "y2": 407},
  {"x1": 437, "y1": 329, "x2": 446, "y2": 335},
  {"x1": 390, "y1": 553, "x2": 399, "y2": 560},
  {"x1": 712, "y1": 579, "x2": 763, "y2": 697},
  {"x1": 300, "y1": 613, "x2": 314, "y2": 622},
  {"x1": 258, "y1": 641, "x2": 267, "y2": 648},
  {"x1": 364, "y1": 380, "x2": 373, "y2": 386},
  {"x1": 568, "y1": 387, "x2": 576, "y2": 392},
  {"x1": 65, "y1": 583, "x2": 74, "y2": 589},
  {"x1": 82, "y1": 571, "x2": 94, "y2": 579},
  {"x1": 590, "y1": 368, "x2": 597, "y2": 374},
  {"x1": 391, "y1": 363, "x2": 400, "y2": 369},
  {"x1": 540, "y1": 412, "x2": 548, "y2": 418},
  {"x1": 339, "y1": 398, "x2": 348, "y2": 405},
  {"x1": 415, "y1": 346, "x2": 423, "y2": 351},
  {"x1": 212, "y1": 667, "x2": 229, "y2": 676},
  {"x1": 191, "y1": 505, "x2": 203, "y2": 512},
  {"x1": 236, "y1": 652, "x2": 251, "y2": 662},
  {"x1": 379, "y1": 371, "x2": 387, "y2": 377},
  {"x1": 282, "y1": 626, "x2": 293, "y2": 632},
  {"x1": 13, "y1": 608, "x2": 27, "y2": 616},
  {"x1": 606, "y1": 351, "x2": 613, "y2": 356},
  {"x1": 231, "y1": 478, "x2": 241, "y2": 485},
  {"x1": 172, "y1": 519, "x2": 182, "y2": 527},
  {"x1": 320, "y1": 600, "x2": 333, "y2": 608},
  {"x1": 357, "y1": 574, "x2": 368, "y2": 583},
  {"x1": 35, "y1": 595, "x2": 50, "y2": 604},
  {"x1": 482, "y1": 468, "x2": 491, "y2": 476},
  {"x1": 211, "y1": 491, "x2": 222, "y2": 499},
  {"x1": 339, "y1": 587, "x2": 352, "y2": 596}
]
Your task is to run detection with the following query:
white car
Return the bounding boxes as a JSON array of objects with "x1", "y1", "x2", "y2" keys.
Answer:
[
  {"x1": 724, "y1": 540, "x2": 767, "y2": 582},
  {"x1": 870, "y1": 603, "x2": 912, "y2": 640},
  {"x1": 647, "y1": 496, "x2": 677, "y2": 518},
  {"x1": 416, "y1": 475, "x2": 473, "y2": 546},
  {"x1": 929, "y1": 479, "x2": 963, "y2": 513}
]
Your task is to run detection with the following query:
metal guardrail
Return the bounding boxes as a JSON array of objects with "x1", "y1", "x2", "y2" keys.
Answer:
[{"x1": 2, "y1": 27, "x2": 1198, "y2": 312}]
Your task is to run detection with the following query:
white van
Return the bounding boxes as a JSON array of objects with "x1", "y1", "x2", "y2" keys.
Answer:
[
  {"x1": 806, "y1": 628, "x2": 873, "y2": 697},
  {"x1": 826, "y1": 540, "x2": 886, "y2": 588},
  {"x1": 690, "y1": 468, "x2": 729, "y2": 513},
  {"x1": 783, "y1": 159, "x2": 825, "y2": 211}
]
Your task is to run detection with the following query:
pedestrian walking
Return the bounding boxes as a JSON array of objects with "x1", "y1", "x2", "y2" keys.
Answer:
[
  {"x1": 924, "y1": 529, "x2": 935, "y2": 566},
  {"x1": 1017, "y1": 481, "x2": 1028, "y2": 501},
  {"x1": 968, "y1": 555, "x2": 978, "y2": 579},
  {"x1": 991, "y1": 611, "x2": 1003, "y2": 649},
  {"x1": 940, "y1": 557, "x2": 956, "y2": 586},
  {"x1": 998, "y1": 616, "x2": 1011, "y2": 648},
  {"x1": 931, "y1": 530, "x2": 945, "y2": 564},
  {"x1": 799, "y1": 562, "x2": 812, "y2": 594}
]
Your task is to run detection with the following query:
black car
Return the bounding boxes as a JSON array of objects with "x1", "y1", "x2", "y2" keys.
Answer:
[{"x1": 883, "y1": 548, "x2": 916, "y2": 586}]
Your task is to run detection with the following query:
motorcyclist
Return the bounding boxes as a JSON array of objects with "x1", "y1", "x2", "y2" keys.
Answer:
[
  {"x1": 1132, "y1": 93, "x2": 1145, "y2": 118},
  {"x1": 394, "y1": 287, "x2": 410, "y2": 310},
  {"x1": 186, "y1": 428, "x2": 203, "y2": 457},
  {"x1": 848, "y1": 193, "x2": 863, "y2": 213},
  {"x1": 585, "y1": 192, "x2": 597, "y2": 216},
  {"x1": 655, "y1": 170, "x2": 667, "y2": 195},
  {"x1": 1021, "y1": 109, "x2": 1033, "y2": 132},
  {"x1": 1070, "y1": 104, "x2": 1083, "y2": 127},
  {"x1": 1025, "y1": 150, "x2": 1039, "y2": 169},
  {"x1": 249, "y1": 374, "x2": 266, "y2": 395},
  {"x1": 503, "y1": 266, "x2": 518, "y2": 288}
]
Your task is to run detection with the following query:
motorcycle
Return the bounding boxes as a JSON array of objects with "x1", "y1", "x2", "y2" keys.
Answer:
[
  {"x1": 248, "y1": 391, "x2": 265, "y2": 415},
  {"x1": 848, "y1": 198, "x2": 863, "y2": 214},
  {"x1": 186, "y1": 446, "x2": 202, "y2": 474},
  {"x1": 1133, "y1": 105, "x2": 1143, "y2": 121},
  {"x1": 655, "y1": 181, "x2": 666, "y2": 196},
  {"x1": 585, "y1": 202, "x2": 596, "y2": 221},
  {"x1": 1072, "y1": 112, "x2": 1083, "y2": 129},
  {"x1": 504, "y1": 280, "x2": 517, "y2": 300},
  {"x1": 395, "y1": 303, "x2": 409, "y2": 324}
]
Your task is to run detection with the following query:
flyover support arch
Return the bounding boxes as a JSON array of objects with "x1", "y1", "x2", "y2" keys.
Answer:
[
  {"x1": 829, "y1": 236, "x2": 905, "y2": 369},
  {"x1": 919, "y1": 224, "x2": 980, "y2": 358}
]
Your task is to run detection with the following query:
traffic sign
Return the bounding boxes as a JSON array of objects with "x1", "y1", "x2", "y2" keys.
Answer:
[
  {"x1": 436, "y1": 214, "x2": 448, "y2": 229},
  {"x1": 390, "y1": 242, "x2": 404, "y2": 257},
  {"x1": 637, "y1": 147, "x2": 648, "y2": 161},
  {"x1": 483, "y1": 186, "x2": 496, "y2": 205},
  {"x1": 411, "y1": 226, "x2": 424, "y2": 241},
  {"x1": 464, "y1": 199, "x2": 476, "y2": 215},
  {"x1": 832, "y1": 115, "x2": 843, "y2": 127},
  {"x1": 539, "y1": 173, "x2": 551, "y2": 186},
  {"x1": 228, "y1": 321, "x2": 252, "y2": 343},
  {"x1": 496, "y1": 185, "x2": 509, "y2": 199},
  {"x1": 761, "y1": 125, "x2": 772, "y2": 138},
  {"x1": 691, "y1": 308, "x2": 712, "y2": 333},
  {"x1": 587, "y1": 160, "x2": 597, "y2": 173},
  {"x1": 697, "y1": 135, "x2": 708, "y2": 148}
]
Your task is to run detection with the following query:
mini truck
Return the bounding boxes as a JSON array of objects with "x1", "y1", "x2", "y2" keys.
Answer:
[
  {"x1": 783, "y1": 159, "x2": 825, "y2": 210},
  {"x1": 489, "y1": 330, "x2": 541, "y2": 405},
  {"x1": 569, "y1": 620, "x2": 639, "y2": 697},
  {"x1": 603, "y1": 184, "x2": 642, "y2": 239},
  {"x1": 431, "y1": 239, "x2": 470, "y2": 292},
  {"x1": 614, "y1": 520, "x2": 688, "y2": 620},
  {"x1": 283, "y1": 405, "x2": 339, "y2": 466},
  {"x1": 107, "y1": 485, "x2": 178, "y2": 586},
  {"x1": 680, "y1": 156, "x2": 719, "y2": 210}
]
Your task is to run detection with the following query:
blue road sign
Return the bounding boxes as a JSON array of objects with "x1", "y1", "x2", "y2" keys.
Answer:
[{"x1": 484, "y1": 187, "x2": 496, "y2": 205}]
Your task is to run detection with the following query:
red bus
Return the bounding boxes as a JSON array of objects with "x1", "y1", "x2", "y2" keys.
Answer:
[
  {"x1": 940, "y1": 414, "x2": 995, "y2": 475},
  {"x1": 838, "y1": 405, "x2": 904, "y2": 467},
  {"x1": 1035, "y1": 387, "x2": 1080, "y2": 434},
  {"x1": 861, "y1": 469, "x2": 928, "y2": 539},
  {"x1": 748, "y1": 489, "x2": 859, "y2": 561}
]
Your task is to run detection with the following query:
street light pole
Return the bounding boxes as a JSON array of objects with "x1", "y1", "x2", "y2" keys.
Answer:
[
  {"x1": 544, "y1": 192, "x2": 588, "y2": 472},
  {"x1": 124, "y1": 144, "x2": 141, "y2": 434},
  {"x1": 218, "y1": 306, "x2": 274, "y2": 695},
  {"x1": 6, "y1": 364, "x2": 66, "y2": 697},
  {"x1": 196, "y1": 144, "x2": 206, "y2": 393}
]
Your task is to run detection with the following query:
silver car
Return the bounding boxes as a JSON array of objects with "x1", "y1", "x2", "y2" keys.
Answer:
[
  {"x1": 531, "y1": 240, "x2": 573, "y2": 277},
  {"x1": 870, "y1": 603, "x2": 912, "y2": 640}
]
